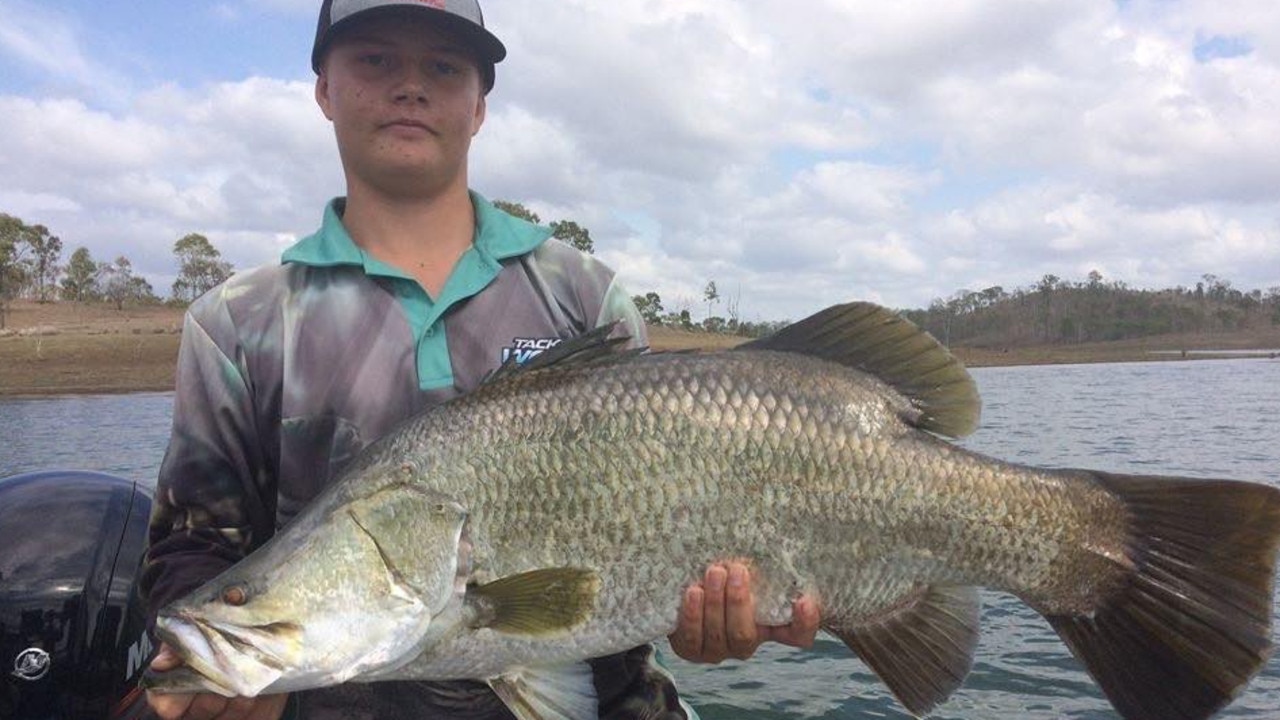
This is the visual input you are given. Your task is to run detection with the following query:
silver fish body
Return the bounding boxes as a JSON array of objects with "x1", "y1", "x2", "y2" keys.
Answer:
[{"x1": 145, "y1": 303, "x2": 1280, "y2": 720}]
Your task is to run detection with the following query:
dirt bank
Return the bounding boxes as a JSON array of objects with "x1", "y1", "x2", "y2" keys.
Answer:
[{"x1": 2, "y1": 300, "x2": 1277, "y2": 397}]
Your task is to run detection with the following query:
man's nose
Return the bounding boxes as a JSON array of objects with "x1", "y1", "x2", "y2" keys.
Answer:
[{"x1": 392, "y1": 63, "x2": 432, "y2": 104}]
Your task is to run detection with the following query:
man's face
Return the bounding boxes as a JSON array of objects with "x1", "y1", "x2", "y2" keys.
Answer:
[{"x1": 315, "y1": 13, "x2": 487, "y2": 198}]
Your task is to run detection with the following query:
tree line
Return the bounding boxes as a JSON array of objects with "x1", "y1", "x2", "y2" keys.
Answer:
[
  {"x1": 0, "y1": 212, "x2": 232, "y2": 328},
  {"x1": 901, "y1": 271, "x2": 1280, "y2": 348},
  {"x1": 11, "y1": 207, "x2": 1272, "y2": 347},
  {"x1": 0, "y1": 202, "x2": 586, "y2": 329},
  {"x1": 493, "y1": 202, "x2": 795, "y2": 335}
]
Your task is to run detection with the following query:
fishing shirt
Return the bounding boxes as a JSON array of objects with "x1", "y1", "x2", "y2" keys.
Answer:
[{"x1": 141, "y1": 193, "x2": 690, "y2": 719}]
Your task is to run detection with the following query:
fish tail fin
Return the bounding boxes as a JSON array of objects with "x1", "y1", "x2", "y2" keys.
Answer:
[{"x1": 1045, "y1": 472, "x2": 1280, "y2": 720}]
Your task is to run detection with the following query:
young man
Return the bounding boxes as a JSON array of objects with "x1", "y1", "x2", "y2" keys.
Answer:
[{"x1": 142, "y1": 2, "x2": 819, "y2": 718}]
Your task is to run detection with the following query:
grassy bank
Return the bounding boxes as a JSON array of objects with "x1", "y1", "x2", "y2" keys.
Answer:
[{"x1": 2, "y1": 300, "x2": 1277, "y2": 397}]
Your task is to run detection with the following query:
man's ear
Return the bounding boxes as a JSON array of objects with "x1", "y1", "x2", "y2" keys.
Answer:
[{"x1": 315, "y1": 72, "x2": 334, "y2": 121}]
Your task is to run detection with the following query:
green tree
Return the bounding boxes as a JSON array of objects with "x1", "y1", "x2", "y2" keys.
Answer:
[
  {"x1": 61, "y1": 246, "x2": 100, "y2": 302},
  {"x1": 662, "y1": 308, "x2": 694, "y2": 330},
  {"x1": 1037, "y1": 273, "x2": 1060, "y2": 342},
  {"x1": 493, "y1": 200, "x2": 540, "y2": 224},
  {"x1": 550, "y1": 220, "x2": 594, "y2": 254},
  {"x1": 631, "y1": 292, "x2": 664, "y2": 325},
  {"x1": 495, "y1": 201, "x2": 596, "y2": 254},
  {"x1": 0, "y1": 214, "x2": 32, "y2": 329},
  {"x1": 172, "y1": 233, "x2": 233, "y2": 303},
  {"x1": 99, "y1": 256, "x2": 158, "y2": 310},
  {"x1": 22, "y1": 223, "x2": 62, "y2": 302},
  {"x1": 703, "y1": 280, "x2": 720, "y2": 320},
  {"x1": 129, "y1": 275, "x2": 159, "y2": 305}
]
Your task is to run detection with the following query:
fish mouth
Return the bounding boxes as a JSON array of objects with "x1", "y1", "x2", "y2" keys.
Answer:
[{"x1": 149, "y1": 612, "x2": 303, "y2": 697}]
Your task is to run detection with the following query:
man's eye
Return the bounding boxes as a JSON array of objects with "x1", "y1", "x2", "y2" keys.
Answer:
[
  {"x1": 433, "y1": 61, "x2": 460, "y2": 75},
  {"x1": 360, "y1": 53, "x2": 388, "y2": 67}
]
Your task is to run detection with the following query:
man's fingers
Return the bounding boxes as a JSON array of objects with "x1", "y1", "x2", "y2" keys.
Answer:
[
  {"x1": 670, "y1": 564, "x2": 823, "y2": 664},
  {"x1": 668, "y1": 585, "x2": 706, "y2": 661},
  {"x1": 147, "y1": 691, "x2": 197, "y2": 720},
  {"x1": 142, "y1": 644, "x2": 289, "y2": 720},
  {"x1": 150, "y1": 692, "x2": 229, "y2": 720},
  {"x1": 243, "y1": 695, "x2": 290, "y2": 720},
  {"x1": 699, "y1": 565, "x2": 729, "y2": 663},
  {"x1": 760, "y1": 594, "x2": 822, "y2": 649},
  {"x1": 218, "y1": 697, "x2": 259, "y2": 719},
  {"x1": 147, "y1": 643, "x2": 200, "y2": 720},
  {"x1": 724, "y1": 563, "x2": 760, "y2": 660},
  {"x1": 150, "y1": 642, "x2": 183, "y2": 672},
  {"x1": 146, "y1": 693, "x2": 289, "y2": 720}
]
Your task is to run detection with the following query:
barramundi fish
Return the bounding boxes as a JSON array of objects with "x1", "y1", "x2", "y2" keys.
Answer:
[{"x1": 143, "y1": 302, "x2": 1280, "y2": 720}]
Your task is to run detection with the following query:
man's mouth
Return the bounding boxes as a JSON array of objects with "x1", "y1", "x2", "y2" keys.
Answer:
[{"x1": 382, "y1": 118, "x2": 435, "y2": 134}]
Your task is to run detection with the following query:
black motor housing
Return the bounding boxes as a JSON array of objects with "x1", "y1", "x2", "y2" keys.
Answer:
[{"x1": 1, "y1": 471, "x2": 154, "y2": 719}]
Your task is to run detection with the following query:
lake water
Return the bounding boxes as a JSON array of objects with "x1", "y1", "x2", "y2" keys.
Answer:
[{"x1": 1, "y1": 358, "x2": 1278, "y2": 719}]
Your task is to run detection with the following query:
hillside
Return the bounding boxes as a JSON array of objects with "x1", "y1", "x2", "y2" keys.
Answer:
[{"x1": 1, "y1": 299, "x2": 1277, "y2": 397}]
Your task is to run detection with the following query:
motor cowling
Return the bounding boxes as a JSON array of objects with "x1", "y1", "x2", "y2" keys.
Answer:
[{"x1": 1, "y1": 471, "x2": 153, "y2": 720}]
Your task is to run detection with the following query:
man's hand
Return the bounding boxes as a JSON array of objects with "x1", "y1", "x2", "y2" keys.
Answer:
[
  {"x1": 146, "y1": 643, "x2": 290, "y2": 720},
  {"x1": 668, "y1": 562, "x2": 821, "y2": 663}
]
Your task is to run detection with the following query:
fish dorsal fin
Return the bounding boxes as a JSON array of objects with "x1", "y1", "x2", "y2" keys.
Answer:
[
  {"x1": 826, "y1": 585, "x2": 981, "y2": 718},
  {"x1": 489, "y1": 662, "x2": 598, "y2": 720},
  {"x1": 468, "y1": 568, "x2": 600, "y2": 636},
  {"x1": 738, "y1": 302, "x2": 980, "y2": 438},
  {"x1": 482, "y1": 323, "x2": 640, "y2": 385}
]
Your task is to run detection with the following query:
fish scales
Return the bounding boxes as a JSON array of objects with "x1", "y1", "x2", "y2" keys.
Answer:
[
  {"x1": 369, "y1": 349, "x2": 1122, "y2": 677},
  {"x1": 144, "y1": 302, "x2": 1280, "y2": 720}
]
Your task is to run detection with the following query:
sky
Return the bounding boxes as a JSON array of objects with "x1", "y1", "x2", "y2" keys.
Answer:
[{"x1": 1, "y1": 0, "x2": 1278, "y2": 322}]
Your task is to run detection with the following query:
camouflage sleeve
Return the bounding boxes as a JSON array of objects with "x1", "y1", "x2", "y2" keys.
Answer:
[
  {"x1": 596, "y1": 275, "x2": 649, "y2": 351},
  {"x1": 139, "y1": 292, "x2": 276, "y2": 618},
  {"x1": 533, "y1": 238, "x2": 648, "y2": 348}
]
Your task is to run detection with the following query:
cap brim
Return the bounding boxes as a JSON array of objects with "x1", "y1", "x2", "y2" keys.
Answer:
[{"x1": 311, "y1": 5, "x2": 506, "y2": 74}]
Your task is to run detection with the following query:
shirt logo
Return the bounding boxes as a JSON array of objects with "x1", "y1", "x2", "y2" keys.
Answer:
[
  {"x1": 12, "y1": 648, "x2": 51, "y2": 682},
  {"x1": 502, "y1": 337, "x2": 562, "y2": 365}
]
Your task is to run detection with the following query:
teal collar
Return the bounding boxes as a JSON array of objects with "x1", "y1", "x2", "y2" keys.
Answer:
[
  {"x1": 282, "y1": 191, "x2": 553, "y2": 276},
  {"x1": 281, "y1": 192, "x2": 554, "y2": 391}
]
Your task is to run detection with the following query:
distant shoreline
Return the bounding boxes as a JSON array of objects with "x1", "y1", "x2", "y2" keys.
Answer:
[{"x1": 2, "y1": 300, "x2": 1277, "y2": 398}]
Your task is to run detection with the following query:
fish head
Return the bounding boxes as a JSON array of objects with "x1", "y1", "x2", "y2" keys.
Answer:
[{"x1": 145, "y1": 481, "x2": 471, "y2": 696}]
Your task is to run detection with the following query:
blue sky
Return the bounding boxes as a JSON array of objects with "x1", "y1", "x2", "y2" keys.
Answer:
[
  {"x1": 0, "y1": 2, "x2": 312, "y2": 102},
  {"x1": 2, "y1": 0, "x2": 1278, "y2": 321}
]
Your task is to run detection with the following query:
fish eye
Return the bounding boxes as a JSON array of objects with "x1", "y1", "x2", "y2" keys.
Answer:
[{"x1": 221, "y1": 584, "x2": 250, "y2": 606}]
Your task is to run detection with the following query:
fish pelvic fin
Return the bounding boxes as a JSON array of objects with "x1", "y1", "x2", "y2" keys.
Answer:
[
  {"x1": 1044, "y1": 472, "x2": 1280, "y2": 720},
  {"x1": 737, "y1": 302, "x2": 980, "y2": 438},
  {"x1": 489, "y1": 662, "x2": 598, "y2": 720},
  {"x1": 468, "y1": 568, "x2": 601, "y2": 636},
  {"x1": 825, "y1": 585, "x2": 981, "y2": 718}
]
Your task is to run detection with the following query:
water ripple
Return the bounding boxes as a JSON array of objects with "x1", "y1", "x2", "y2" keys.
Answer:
[{"x1": 2, "y1": 358, "x2": 1278, "y2": 718}]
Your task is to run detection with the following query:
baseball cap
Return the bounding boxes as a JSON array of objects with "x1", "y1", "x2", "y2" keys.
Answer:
[{"x1": 312, "y1": 0, "x2": 507, "y2": 90}]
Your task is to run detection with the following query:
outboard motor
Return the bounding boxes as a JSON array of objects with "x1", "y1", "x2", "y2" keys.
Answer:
[{"x1": 1, "y1": 471, "x2": 154, "y2": 719}]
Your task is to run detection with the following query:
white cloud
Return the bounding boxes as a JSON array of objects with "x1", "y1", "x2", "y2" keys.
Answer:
[
  {"x1": 0, "y1": 78, "x2": 340, "y2": 285},
  {"x1": 0, "y1": 1, "x2": 138, "y2": 107},
  {"x1": 0, "y1": 0, "x2": 1276, "y2": 320}
]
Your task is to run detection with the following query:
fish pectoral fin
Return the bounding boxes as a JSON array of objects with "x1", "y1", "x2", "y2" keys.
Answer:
[
  {"x1": 468, "y1": 568, "x2": 600, "y2": 636},
  {"x1": 488, "y1": 662, "x2": 598, "y2": 720},
  {"x1": 826, "y1": 585, "x2": 981, "y2": 718}
]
